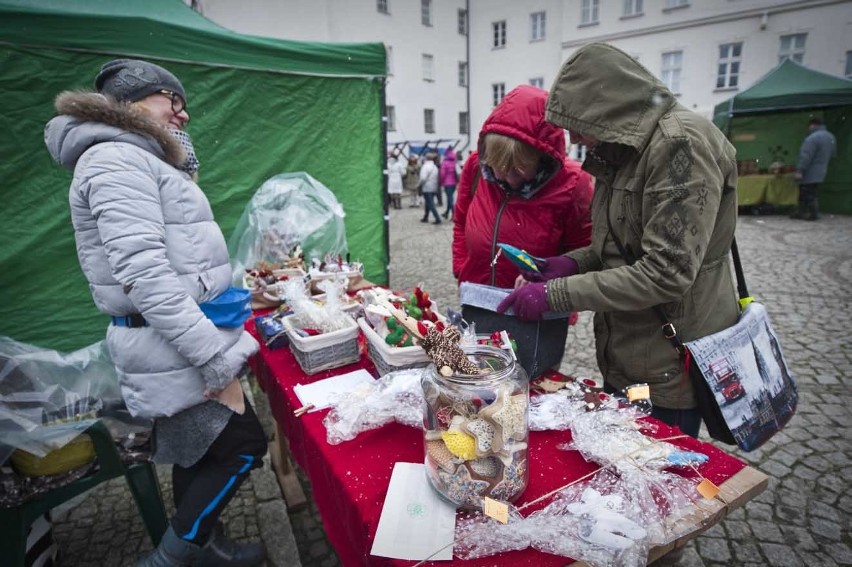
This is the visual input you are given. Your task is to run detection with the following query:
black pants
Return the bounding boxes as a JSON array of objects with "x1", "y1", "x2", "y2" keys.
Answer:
[{"x1": 171, "y1": 399, "x2": 267, "y2": 544}]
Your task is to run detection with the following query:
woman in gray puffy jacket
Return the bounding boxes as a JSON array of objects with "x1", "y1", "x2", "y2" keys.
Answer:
[{"x1": 45, "y1": 59, "x2": 267, "y2": 567}]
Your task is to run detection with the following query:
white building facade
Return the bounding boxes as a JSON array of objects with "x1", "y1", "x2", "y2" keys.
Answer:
[{"x1": 193, "y1": 0, "x2": 852, "y2": 156}]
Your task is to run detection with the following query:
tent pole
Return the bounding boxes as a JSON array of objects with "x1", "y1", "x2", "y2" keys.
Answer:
[{"x1": 380, "y1": 76, "x2": 390, "y2": 285}]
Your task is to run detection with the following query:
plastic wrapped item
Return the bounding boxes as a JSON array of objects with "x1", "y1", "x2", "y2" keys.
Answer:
[
  {"x1": 228, "y1": 172, "x2": 348, "y2": 284},
  {"x1": 528, "y1": 471, "x2": 653, "y2": 567},
  {"x1": 453, "y1": 506, "x2": 531, "y2": 559},
  {"x1": 282, "y1": 278, "x2": 351, "y2": 334},
  {"x1": 454, "y1": 470, "x2": 658, "y2": 566},
  {"x1": 563, "y1": 409, "x2": 708, "y2": 476},
  {"x1": 0, "y1": 337, "x2": 122, "y2": 465},
  {"x1": 323, "y1": 369, "x2": 424, "y2": 444},
  {"x1": 528, "y1": 390, "x2": 586, "y2": 431}
]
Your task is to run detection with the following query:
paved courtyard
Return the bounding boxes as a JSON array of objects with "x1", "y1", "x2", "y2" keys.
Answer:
[{"x1": 49, "y1": 204, "x2": 852, "y2": 566}]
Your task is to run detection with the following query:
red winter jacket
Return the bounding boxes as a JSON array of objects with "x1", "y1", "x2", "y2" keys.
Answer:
[{"x1": 452, "y1": 85, "x2": 593, "y2": 289}]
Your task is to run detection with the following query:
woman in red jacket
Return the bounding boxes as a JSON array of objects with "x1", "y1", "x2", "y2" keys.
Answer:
[{"x1": 452, "y1": 85, "x2": 593, "y2": 377}]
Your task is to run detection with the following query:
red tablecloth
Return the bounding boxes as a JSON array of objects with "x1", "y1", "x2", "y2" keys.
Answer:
[{"x1": 247, "y1": 319, "x2": 748, "y2": 567}]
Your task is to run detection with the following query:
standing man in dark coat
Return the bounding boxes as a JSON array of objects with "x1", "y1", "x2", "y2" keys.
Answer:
[{"x1": 792, "y1": 117, "x2": 836, "y2": 220}]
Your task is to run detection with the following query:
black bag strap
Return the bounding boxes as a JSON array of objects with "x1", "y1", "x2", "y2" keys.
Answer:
[{"x1": 605, "y1": 207, "x2": 749, "y2": 358}]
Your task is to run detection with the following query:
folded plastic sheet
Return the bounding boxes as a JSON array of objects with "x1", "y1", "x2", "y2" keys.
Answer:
[
  {"x1": 0, "y1": 337, "x2": 122, "y2": 463},
  {"x1": 323, "y1": 369, "x2": 424, "y2": 445}
]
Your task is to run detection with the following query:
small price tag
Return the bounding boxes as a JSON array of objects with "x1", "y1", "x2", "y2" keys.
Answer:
[
  {"x1": 482, "y1": 497, "x2": 509, "y2": 524},
  {"x1": 626, "y1": 384, "x2": 650, "y2": 402},
  {"x1": 697, "y1": 478, "x2": 720, "y2": 500}
]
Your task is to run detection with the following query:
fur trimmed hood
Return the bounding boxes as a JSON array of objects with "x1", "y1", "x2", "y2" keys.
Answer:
[{"x1": 45, "y1": 91, "x2": 185, "y2": 170}]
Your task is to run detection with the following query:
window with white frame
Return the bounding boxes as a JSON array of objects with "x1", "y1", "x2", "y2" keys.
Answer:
[
  {"x1": 386, "y1": 45, "x2": 394, "y2": 76},
  {"x1": 421, "y1": 0, "x2": 432, "y2": 26},
  {"x1": 664, "y1": 0, "x2": 689, "y2": 9},
  {"x1": 529, "y1": 77, "x2": 545, "y2": 89},
  {"x1": 623, "y1": 0, "x2": 643, "y2": 17},
  {"x1": 779, "y1": 33, "x2": 806, "y2": 64},
  {"x1": 459, "y1": 112, "x2": 469, "y2": 135},
  {"x1": 530, "y1": 11, "x2": 546, "y2": 41},
  {"x1": 661, "y1": 50, "x2": 682, "y2": 94},
  {"x1": 377, "y1": 0, "x2": 388, "y2": 15},
  {"x1": 386, "y1": 105, "x2": 396, "y2": 131},
  {"x1": 581, "y1": 0, "x2": 599, "y2": 25},
  {"x1": 458, "y1": 62, "x2": 468, "y2": 87},
  {"x1": 492, "y1": 20, "x2": 506, "y2": 48},
  {"x1": 716, "y1": 42, "x2": 741, "y2": 89},
  {"x1": 422, "y1": 54, "x2": 434, "y2": 82},
  {"x1": 846, "y1": 51, "x2": 852, "y2": 78},
  {"x1": 458, "y1": 9, "x2": 468, "y2": 35},
  {"x1": 424, "y1": 108, "x2": 435, "y2": 133},
  {"x1": 492, "y1": 83, "x2": 506, "y2": 106}
]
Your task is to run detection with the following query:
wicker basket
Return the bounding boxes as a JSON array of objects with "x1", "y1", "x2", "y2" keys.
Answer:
[
  {"x1": 284, "y1": 316, "x2": 360, "y2": 375},
  {"x1": 357, "y1": 317, "x2": 431, "y2": 377}
]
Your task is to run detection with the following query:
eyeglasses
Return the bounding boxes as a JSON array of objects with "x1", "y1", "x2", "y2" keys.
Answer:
[{"x1": 157, "y1": 89, "x2": 186, "y2": 115}]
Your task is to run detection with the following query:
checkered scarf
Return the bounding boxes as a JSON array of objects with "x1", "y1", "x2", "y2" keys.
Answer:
[{"x1": 169, "y1": 128, "x2": 200, "y2": 175}]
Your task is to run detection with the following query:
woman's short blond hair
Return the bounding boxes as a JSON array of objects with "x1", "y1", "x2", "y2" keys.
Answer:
[{"x1": 480, "y1": 133, "x2": 545, "y2": 176}]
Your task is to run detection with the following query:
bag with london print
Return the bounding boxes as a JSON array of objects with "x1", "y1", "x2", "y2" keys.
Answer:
[{"x1": 684, "y1": 241, "x2": 798, "y2": 452}]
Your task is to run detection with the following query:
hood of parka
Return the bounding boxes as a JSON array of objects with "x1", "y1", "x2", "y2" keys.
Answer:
[
  {"x1": 45, "y1": 91, "x2": 185, "y2": 171},
  {"x1": 546, "y1": 43, "x2": 677, "y2": 153}
]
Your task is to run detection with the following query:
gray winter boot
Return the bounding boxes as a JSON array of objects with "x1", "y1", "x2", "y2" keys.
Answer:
[
  {"x1": 136, "y1": 526, "x2": 203, "y2": 566},
  {"x1": 198, "y1": 522, "x2": 267, "y2": 566}
]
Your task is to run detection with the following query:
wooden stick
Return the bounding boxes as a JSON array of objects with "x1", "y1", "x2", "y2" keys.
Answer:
[{"x1": 293, "y1": 403, "x2": 314, "y2": 417}]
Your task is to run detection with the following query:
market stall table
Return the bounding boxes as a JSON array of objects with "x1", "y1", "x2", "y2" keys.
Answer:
[
  {"x1": 737, "y1": 174, "x2": 798, "y2": 207},
  {"x1": 247, "y1": 319, "x2": 768, "y2": 566}
]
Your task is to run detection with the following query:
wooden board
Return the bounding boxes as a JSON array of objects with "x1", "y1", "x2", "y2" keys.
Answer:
[{"x1": 268, "y1": 425, "x2": 309, "y2": 511}]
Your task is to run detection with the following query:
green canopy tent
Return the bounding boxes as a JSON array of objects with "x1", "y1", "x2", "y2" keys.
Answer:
[
  {"x1": 0, "y1": 0, "x2": 388, "y2": 351},
  {"x1": 713, "y1": 59, "x2": 852, "y2": 214}
]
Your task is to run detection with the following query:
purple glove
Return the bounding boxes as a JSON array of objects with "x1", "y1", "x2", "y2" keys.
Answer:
[
  {"x1": 496, "y1": 282, "x2": 549, "y2": 321},
  {"x1": 521, "y1": 256, "x2": 579, "y2": 282}
]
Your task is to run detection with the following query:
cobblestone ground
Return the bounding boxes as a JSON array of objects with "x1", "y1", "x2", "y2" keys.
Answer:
[{"x1": 49, "y1": 205, "x2": 852, "y2": 566}]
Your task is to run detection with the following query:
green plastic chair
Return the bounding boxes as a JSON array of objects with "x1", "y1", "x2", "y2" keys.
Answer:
[{"x1": 0, "y1": 420, "x2": 167, "y2": 566}]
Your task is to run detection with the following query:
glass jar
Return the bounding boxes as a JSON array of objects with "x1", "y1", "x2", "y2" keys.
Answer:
[{"x1": 421, "y1": 344, "x2": 529, "y2": 508}]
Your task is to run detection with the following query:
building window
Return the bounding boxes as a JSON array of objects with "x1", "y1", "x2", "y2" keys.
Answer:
[
  {"x1": 458, "y1": 9, "x2": 468, "y2": 35},
  {"x1": 459, "y1": 112, "x2": 469, "y2": 135},
  {"x1": 422, "y1": 53, "x2": 434, "y2": 82},
  {"x1": 386, "y1": 45, "x2": 394, "y2": 76},
  {"x1": 492, "y1": 83, "x2": 506, "y2": 107},
  {"x1": 846, "y1": 51, "x2": 852, "y2": 78},
  {"x1": 661, "y1": 50, "x2": 682, "y2": 94},
  {"x1": 424, "y1": 108, "x2": 435, "y2": 133},
  {"x1": 387, "y1": 105, "x2": 396, "y2": 131},
  {"x1": 716, "y1": 42, "x2": 741, "y2": 89},
  {"x1": 664, "y1": 0, "x2": 688, "y2": 9},
  {"x1": 492, "y1": 20, "x2": 506, "y2": 49},
  {"x1": 421, "y1": 0, "x2": 432, "y2": 26},
  {"x1": 622, "y1": 0, "x2": 643, "y2": 17},
  {"x1": 581, "y1": 0, "x2": 599, "y2": 25},
  {"x1": 377, "y1": 0, "x2": 389, "y2": 15},
  {"x1": 529, "y1": 76, "x2": 545, "y2": 89},
  {"x1": 530, "y1": 11, "x2": 546, "y2": 41},
  {"x1": 779, "y1": 33, "x2": 806, "y2": 64},
  {"x1": 458, "y1": 62, "x2": 468, "y2": 87}
]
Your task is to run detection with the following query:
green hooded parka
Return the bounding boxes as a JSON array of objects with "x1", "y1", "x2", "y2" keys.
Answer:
[{"x1": 545, "y1": 43, "x2": 740, "y2": 409}]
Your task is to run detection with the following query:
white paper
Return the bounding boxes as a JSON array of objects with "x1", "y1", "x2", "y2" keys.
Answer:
[
  {"x1": 292, "y1": 369, "x2": 375, "y2": 412},
  {"x1": 370, "y1": 462, "x2": 457, "y2": 561}
]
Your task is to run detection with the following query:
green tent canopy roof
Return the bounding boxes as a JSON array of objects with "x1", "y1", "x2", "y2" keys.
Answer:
[
  {"x1": 714, "y1": 59, "x2": 852, "y2": 128},
  {"x1": 0, "y1": 0, "x2": 386, "y2": 77}
]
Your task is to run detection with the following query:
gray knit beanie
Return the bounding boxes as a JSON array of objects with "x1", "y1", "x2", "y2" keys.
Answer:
[{"x1": 95, "y1": 59, "x2": 186, "y2": 104}]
